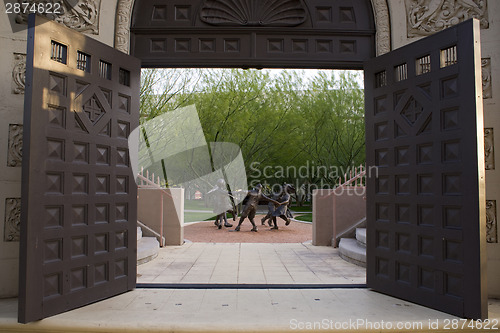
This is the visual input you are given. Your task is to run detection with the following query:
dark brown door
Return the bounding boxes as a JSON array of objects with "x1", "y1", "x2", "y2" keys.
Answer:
[
  {"x1": 19, "y1": 15, "x2": 140, "y2": 323},
  {"x1": 365, "y1": 19, "x2": 487, "y2": 319}
]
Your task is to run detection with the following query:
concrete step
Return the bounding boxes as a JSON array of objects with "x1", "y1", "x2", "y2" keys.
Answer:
[
  {"x1": 339, "y1": 238, "x2": 366, "y2": 267},
  {"x1": 137, "y1": 226, "x2": 142, "y2": 241},
  {"x1": 137, "y1": 237, "x2": 159, "y2": 265},
  {"x1": 356, "y1": 227, "x2": 366, "y2": 247}
]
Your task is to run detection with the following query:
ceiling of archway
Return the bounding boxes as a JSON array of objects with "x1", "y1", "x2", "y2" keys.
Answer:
[{"x1": 130, "y1": 0, "x2": 376, "y2": 69}]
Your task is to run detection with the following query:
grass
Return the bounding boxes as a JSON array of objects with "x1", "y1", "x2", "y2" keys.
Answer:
[
  {"x1": 293, "y1": 213, "x2": 312, "y2": 222},
  {"x1": 184, "y1": 212, "x2": 215, "y2": 223},
  {"x1": 184, "y1": 199, "x2": 209, "y2": 210},
  {"x1": 289, "y1": 205, "x2": 312, "y2": 212}
]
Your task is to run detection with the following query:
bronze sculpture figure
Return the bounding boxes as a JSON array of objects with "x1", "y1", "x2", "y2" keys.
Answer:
[
  {"x1": 270, "y1": 184, "x2": 295, "y2": 230},
  {"x1": 234, "y1": 184, "x2": 280, "y2": 232},
  {"x1": 207, "y1": 178, "x2": 235, "y2": 229}
]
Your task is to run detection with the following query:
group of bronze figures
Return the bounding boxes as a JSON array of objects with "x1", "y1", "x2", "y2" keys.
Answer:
[{"x1": 207, "y1": 180, "x2": 295, "y2": 232}]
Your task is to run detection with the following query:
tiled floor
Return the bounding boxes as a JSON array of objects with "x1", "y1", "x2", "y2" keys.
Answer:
[{"x1": 137, "y1": 242, "x2": 366, "y2": 284}]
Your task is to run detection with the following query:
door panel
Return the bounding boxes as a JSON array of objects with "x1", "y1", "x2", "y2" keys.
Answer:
[
  {"x1": 19, "y1": 15, "x2": 140, "y2": 323},
  {"x1": 364, "y1": 19, "x2": 487, "y2": 319}
]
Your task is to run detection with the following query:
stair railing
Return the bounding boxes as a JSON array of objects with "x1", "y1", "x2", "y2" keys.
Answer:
[{"x1": 337, "y1": 164, "x2": 366, "y2": 188}]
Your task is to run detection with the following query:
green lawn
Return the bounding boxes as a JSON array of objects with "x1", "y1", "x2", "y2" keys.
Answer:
[
  {"x1": 290, "y1": 205, "x2": 312, "y2": 212},
  {"x1": 293, "y1": 213, "x2": 312, "y2": 222},
  {"x1": 184, "y1": 199, "x2": 209, "y2": 210}
]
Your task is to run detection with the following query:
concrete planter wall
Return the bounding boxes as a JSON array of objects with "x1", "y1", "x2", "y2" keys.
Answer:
[
  {"x1": 312, "y1": 187, "x2": 366, "y2": 247},
  {"x1": 138, "y1": 188, "x2": 184, "y2": 246}
]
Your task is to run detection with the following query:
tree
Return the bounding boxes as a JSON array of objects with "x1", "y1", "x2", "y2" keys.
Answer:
[{"x1": 139, "y1": 68, "x2": 365, "y2": 200}]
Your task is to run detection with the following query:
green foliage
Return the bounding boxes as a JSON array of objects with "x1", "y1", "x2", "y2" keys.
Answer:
[{"x1": 140, "y1": 68, "x2": 365, "y2": 195}]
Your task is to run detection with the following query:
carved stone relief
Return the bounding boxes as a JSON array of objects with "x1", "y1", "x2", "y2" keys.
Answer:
[
  {"x1": 485, "y1": 128, "x2": 494, "y2": 170},
  {"x1": 12, "y1": 53, "x2": 26, "y2": 94},
  {"x1": 199, "y1": 0, "x2": 307, "y2": 26},
  {"x1": 115, "y1": 0, "x2": 134, "y2": 53},
  {"x1": 486, "y1": 200, "x2": 498, "y2": 243},
  {"x1": 406, "y1": 0, "x2": 489, "y2": 38},
  {"x1": 15, "y1": 0, "x2": 101, "y2": 34},
  {"x1": 4, "y1": 198, "x2": 21, "y2": 242},
  {"x1": 371, "y1": 0, "x2": 391, "y2": 55},
  {"x1": 482, "y1": 58, "x2": 492, "y2": 99},
  {"x1": 7, "y1": 124, "x2": 23, "y2": 167}
]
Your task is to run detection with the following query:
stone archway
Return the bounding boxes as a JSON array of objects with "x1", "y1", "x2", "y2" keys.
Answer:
[{"x1": 114, "y1": 0, "x2": 391, "y2": 57}]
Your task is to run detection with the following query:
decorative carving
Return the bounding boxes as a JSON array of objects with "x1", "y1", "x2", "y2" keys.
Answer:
[
  {"x1": 484, "y1": 128, "x2": 495, "y2": 170},
  {"x1": 406, "y1": 0, "x2": 489, "y2": 38},
  {"x1": 371, "y1": 0, "x2": 391, "y2": 55},
  {"x1": 4, "y1": 198, "x2": 21, "y2": 242},
  {"x1": 200, "y1": 0, "x2": 307, "y2": 26},
  {"x1": 83, "y1": 95, "x2": 106, "y2": 124},
  {"x1": 115, "y1": 0, "x2": 135, "y2": 53},
  {"x1": 486, "y1": 200, "x2": 498, "y2": 243},
  {"x1": 7, "y1": 124, "x2": 23, "y2": 167},
  {"x1": 482, "y1": 58, "x2": 492, "y2": 99},
  {"x1": 15, "y1": 0, "x2": 100, "y2": 34},
  {"x1": 401, "y1": 97, "x2": 424, "y2": 125},
  {"x1": 12, "y1": 53, "x2": 26, "y2": 94}
]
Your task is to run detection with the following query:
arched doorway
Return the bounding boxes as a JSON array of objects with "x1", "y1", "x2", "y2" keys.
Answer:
[
  {"x1": 115, "y1": 0, "x2": 391, "y2": 60},
  {"x1": 127, "y1": 0, "x2": 375, "y2": 286}
]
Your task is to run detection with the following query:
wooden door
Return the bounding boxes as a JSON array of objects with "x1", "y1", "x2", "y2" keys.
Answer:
[
  {"x1": 364, "y1": 19, "x2": 487, "y2": 319},
  {"x1": 19, "y1": 15, "x2": 140, "y2": 323}
]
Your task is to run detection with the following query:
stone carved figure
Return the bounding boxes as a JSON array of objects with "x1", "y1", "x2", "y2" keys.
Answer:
[
  {"x1": 7, "y1": 124, "x2": 23, "y2": 167},
  {"x1": 484, "y1": 128, "x2": 495, "y2": 170},
  {"x1": 207, "y1": 179, "x2": 235, "y2": 229},
  {"x1": 234, "y1": 184, "x2": 280, "y2": 232},
  {"x1": 482, "y1": 58, "x2": 492, "y2": 99},
  {"x1": 486, "y1": 200, "x2": 498, "y2": 243},
  {"x1": 12, "y1": 53, "x2": 26, "y2": 94},
  {"x1": 406, "y1": 0, "x2": 488, "y2": 38},
  {"x1": 4, "y1": 198, "x2": 21, "y2": 242}
]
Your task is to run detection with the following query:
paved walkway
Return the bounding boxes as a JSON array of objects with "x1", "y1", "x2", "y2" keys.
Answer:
[
  {"x1": 3, "y1": 243, "x2": 499, "y2": 332},
  {"x1": 137, "y1": 242, "x2": 366, "y2": 285},
  {"x1": 2, "y1": 290, "x2": 499, "y2": 332}
]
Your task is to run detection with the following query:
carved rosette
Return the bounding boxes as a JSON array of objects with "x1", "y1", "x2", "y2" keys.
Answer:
[
  {"x1": 12, "y1": 53, "x2": 26, "y2": 94},
  {"x1": 405, "y1": 0, "x2": 489, "y2": 38},
  {"x1": 482, "y1": 58, "x2": 492, "y2": 99},
  {"x1": 486, "y1": 200, "x2": 498, "y2": 243},
  {"x1": 484, "y1": 128, "x2": 494, "y2": 170},
  {"x1": 7, "y1": 124, "x2": 23, "y2": 167},
  {"x1": 15, "y1": 0, "x2": 100, "y2": 34},
  {"x1": 4, "y1": 198, "x2": 21, "y2": 242}
]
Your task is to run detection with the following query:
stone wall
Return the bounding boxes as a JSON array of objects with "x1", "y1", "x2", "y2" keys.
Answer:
[{"x1": 388, "y1": 0, "x2": 500, "y2": 299}]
